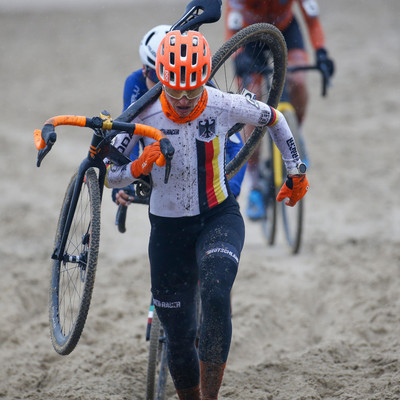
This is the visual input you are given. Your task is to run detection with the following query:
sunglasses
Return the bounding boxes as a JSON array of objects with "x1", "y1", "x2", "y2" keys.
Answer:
[
  {"x1": 163, "y1": 85, "x2": 205, "y2": 100},
  {"x1": 145, "y1": 67, "x2": 160, "y2": 83}
]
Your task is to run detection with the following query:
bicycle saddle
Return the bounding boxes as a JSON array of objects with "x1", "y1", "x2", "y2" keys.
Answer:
[{"x1": 172, "y1": 0, "x2": 222, "y2": 32}]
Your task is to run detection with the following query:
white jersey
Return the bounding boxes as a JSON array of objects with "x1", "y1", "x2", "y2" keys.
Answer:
[{"x1": 106, "y1": 86, "x2": 300, "y2": 217}]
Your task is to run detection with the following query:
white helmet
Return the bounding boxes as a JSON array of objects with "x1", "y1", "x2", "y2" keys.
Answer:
[{"x1": 139, "y1": 25, "x2": 171, "y2": 69}]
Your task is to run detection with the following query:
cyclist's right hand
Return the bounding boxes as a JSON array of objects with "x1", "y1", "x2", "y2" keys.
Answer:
[
  {"x1": 277, "y1": 174, "x2": 309, "y2": 207},
  {"x1": 131, "y1": 141, "x2": 162, "y2": 178}
]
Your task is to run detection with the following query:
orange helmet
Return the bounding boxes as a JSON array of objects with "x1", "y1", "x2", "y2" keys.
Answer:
[{"x1": 156, "y1": 30, "x2": 211, "y2": 90}]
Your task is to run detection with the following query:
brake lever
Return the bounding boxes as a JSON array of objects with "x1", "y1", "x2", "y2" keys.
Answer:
[
  {"x1": 36, "y1": 130, "x2": 57, "y2": 167},
  {"x1": 159, "y1": 138, "x2": 175, "y2": 184},
  {"x1": 164, "y1": 158, "x2": 172, "y2": 184},
  {"x1": 37, "y1": 144, "x2": 53, "y2": 167},
  {"x1": 319, "y1": 65, "x2": 330, "y2": 97}
]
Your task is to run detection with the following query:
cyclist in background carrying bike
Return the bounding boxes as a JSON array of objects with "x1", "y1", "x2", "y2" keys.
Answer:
[
  {"x1": 113, "y1": 25, "x2": 247, "y2": 207},
  {"x1": 105, "y1": 30, "x2": 309, "y2": 400},
  {"x1": 225, "y1": 0, "x2": 334, "y2": 220}
]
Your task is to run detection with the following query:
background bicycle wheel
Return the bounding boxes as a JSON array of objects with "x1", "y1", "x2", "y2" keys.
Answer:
[{"x1": 0, "y1": 0, "x2": 399, "y2": 399}]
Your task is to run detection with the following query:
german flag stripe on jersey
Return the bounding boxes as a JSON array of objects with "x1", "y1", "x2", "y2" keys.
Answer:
[
  {"x1": 197, "y1": 137, "x2": 229, "y2": 213},
  {"x1": 267, "y1": 106, "x2": 278, "y2": 127}
]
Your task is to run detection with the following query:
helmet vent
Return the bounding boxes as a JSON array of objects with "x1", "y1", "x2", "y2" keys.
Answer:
[
  {"x1": 170, "y1": 52, "x2": 175, "y2": 66},
  {"x1": 180, "y1": 66, "x2": 186, "y2": 86},
  {"x1": 190, "y1": 72, "x2": 197, "y2": 85},
  {"x1": 192, "y1": 53, "x2": 197, "y2": 66},
  {"x1": 169, "y1": 35, "x2": 176, "y2": 46},
  {"x1": 145, "y1": 31, "x2": 155, "y2": 46},
  {"x1": 181, "y1": 44, "x2": 187, "y2": 59},
  {"x1": 170, "y1": 71, "x2": 176, "y2": 85},
  {"x1": 202, "y1": 64, "x2": 208, "y2": 80},
  {"x1": 193, "y1": 36, "x2": 199, "y2": 46}
]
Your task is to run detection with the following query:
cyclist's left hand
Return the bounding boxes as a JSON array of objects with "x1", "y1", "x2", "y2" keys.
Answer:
[
  {"x1": 112, "y1": 184, "x2": 135, "y2": 204},
  {"x1": 114, "y1": 184, "x2": 137, "y2": 206},
  {"x1": 115, "y1": 190, "x2": 135, "y2": 206},
  {"x1": 277, "y1": 174, "x2": 309, "y2": 207},
  {"x1": 316, "y1": 48, "x2": 335, "y2": 78}
]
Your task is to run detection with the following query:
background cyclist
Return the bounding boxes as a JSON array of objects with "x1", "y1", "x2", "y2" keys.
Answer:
[
  {"x1": 225, "y1": 0, "x2": 334, "y2": 220},
  {"x1": 105, "y1": 30, "x2": 309, "y2": 399},
  {"x1": 113, "y1": 25, "x2": 247, "y2": 208}
]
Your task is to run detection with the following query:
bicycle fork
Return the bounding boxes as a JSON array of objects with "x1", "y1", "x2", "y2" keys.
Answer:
[{"x1": 51, "y1": 158, "x2": 106, "y2": 263}]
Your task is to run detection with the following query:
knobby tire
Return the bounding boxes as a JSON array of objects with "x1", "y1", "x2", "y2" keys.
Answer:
[
  {"x1": 209, "y1": 23, "x2": 287, "y2": 179},
  {"x1": 49, "y1": 168, "x2": 101, "y2": 355}
]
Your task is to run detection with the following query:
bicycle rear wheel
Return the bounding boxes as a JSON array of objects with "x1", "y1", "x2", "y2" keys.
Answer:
[
  {"x1": 260, "y1": 137, "x2": 277, "y2": 245},
  {"x1": 278, "y1": 103, "x2": 304, "y2": 254},
  {"x1": 146, "y1": 309, "x2": 169, "y2": 400},
  {"x1": 49, "y1": 167, "x2": 101, "y2": 355},
  {"x1": 209, "y1": 23, "x2": 287, "y2": 179}
]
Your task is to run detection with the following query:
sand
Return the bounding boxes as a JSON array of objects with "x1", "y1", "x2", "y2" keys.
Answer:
[{"x1": 1, "y1": 0, "x2": 399, "y2": 399}]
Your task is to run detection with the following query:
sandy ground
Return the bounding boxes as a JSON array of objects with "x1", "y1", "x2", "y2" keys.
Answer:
[{"x1": 1, "y1": 0, "x2": 400, "y2": 399}]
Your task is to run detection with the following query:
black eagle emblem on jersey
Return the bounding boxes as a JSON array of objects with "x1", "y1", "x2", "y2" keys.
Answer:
[{"x1": 198, "y1": 118, "x2": 216, "y2": 139}]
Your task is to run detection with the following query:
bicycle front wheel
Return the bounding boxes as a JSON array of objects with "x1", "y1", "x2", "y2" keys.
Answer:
[
  {"x1": 49, "y1": 167, "x2": 101, "y2": 355},
  {"x1": 146, "y1": 309, "x2": 169, "y2": 400},
  {"x1": 210, "y1": 23, "x2": 287, "y2": 179},
  {"x1": 278, "y1": 103, "x2": 304, "y2": 254}
]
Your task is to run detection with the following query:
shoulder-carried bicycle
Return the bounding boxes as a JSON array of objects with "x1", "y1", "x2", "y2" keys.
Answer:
[{"x1": 33, "y1": 1, "x2": 288, "y2": 394}]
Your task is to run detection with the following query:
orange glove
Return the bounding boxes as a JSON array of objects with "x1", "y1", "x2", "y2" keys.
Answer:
[
  {"x1": 277, "y1": 174, "x2": 309, "y2": 207},
  {"x1": 130, "y1": 142, "x2": 162, "y2": 178}
]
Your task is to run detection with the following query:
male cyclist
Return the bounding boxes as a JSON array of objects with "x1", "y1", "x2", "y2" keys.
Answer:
[
  {"x1": 226, "y1": 0, "x2": 334, "y2": 220},
  {"x1": 114, "y1": 25, "x2": 246, "y2": 207},
  {"x1": 105, "y1": 30, "x2": 308, "y2": 399}
]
